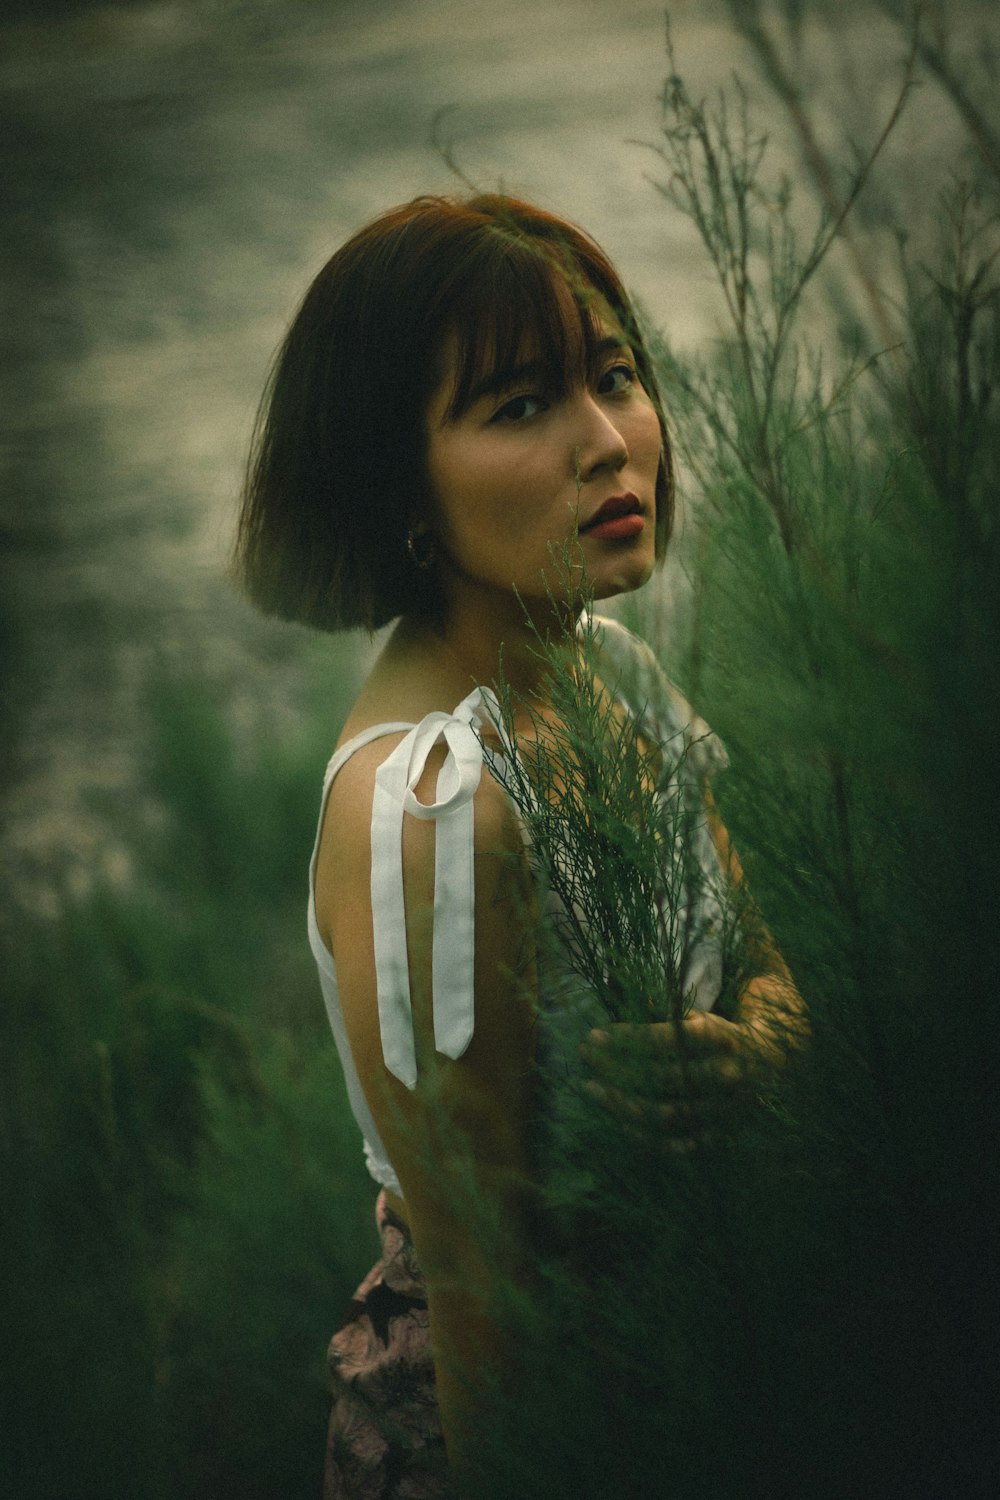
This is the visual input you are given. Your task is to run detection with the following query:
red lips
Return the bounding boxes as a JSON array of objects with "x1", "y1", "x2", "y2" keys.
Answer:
[{"x1": 581, "y1": 493, "x2": 642, "y2": 531}]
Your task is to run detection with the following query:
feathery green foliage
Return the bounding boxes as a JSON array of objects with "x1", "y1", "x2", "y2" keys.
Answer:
[
  {"x1": 0, "y1": 648, "x2": 375, "y2": 1500},
  {"x1": 466, "y1": 12, "x2": 1000, "y2": 1498},
  {"x1": 485, "y1": 572, "x2": 752, "y2": 1028}
]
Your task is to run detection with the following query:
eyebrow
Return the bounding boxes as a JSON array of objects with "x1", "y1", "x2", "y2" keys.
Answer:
[{"x1": 466, "y1": 336, "x2": 632, "y2": 407}]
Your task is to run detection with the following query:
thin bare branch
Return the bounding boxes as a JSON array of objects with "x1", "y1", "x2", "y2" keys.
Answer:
[
  {"x1": 721, "y1": 0, "x2": 912, "y2": 354},
  {"x1": 876, "y1": 0, "x2": 1000, "y2": 182}
]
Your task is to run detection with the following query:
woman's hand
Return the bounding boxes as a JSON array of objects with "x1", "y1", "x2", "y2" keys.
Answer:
[
  {"x1": 580, "y1": 781, "x2": 810, "y2": 1153},
  {"x1": 579, "y1": 976, "x2": 804, "y2": 1152}
]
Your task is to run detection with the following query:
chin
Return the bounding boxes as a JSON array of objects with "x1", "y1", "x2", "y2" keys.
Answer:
[{"x1": 592, "y1": 559, "x2": 656, "y2": 601}]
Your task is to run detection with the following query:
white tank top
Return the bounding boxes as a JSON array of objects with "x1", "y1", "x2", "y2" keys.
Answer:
[{"x1": 306, "y1": 618, "x2": 729, "y2": 1199}]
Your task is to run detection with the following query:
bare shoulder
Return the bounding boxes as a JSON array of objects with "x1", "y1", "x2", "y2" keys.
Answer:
[
  {"x1": 314, "y1": 724, "x2": 530, "y2": 1030},
  {"x1": 312, "y1": 732, "x2": 407, "y2": 952},
  {"x1": 317, "y1": 728, "x2": 521, "y2": 883}
]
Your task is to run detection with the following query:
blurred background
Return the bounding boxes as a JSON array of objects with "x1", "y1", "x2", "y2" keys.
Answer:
[
  {"x1": 0, "y1": 0, "x2": 728, "y2": 915},
  {"x1": 1, "y1": 1, "x2": 995, "y2": 1496}
]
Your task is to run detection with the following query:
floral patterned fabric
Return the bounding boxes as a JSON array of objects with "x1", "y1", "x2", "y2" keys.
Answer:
[{"x1": 324, "y1": 1191, "x2": 449, "y2": 1499}]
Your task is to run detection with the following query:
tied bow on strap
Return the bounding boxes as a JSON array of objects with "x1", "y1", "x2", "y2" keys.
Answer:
[{"x1": 370, "y1": 688, "x2": 501, "y2": 1089}]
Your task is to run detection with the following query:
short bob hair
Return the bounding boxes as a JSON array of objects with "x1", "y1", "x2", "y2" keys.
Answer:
[{"x1": 236, "y1": 193, "x2": 674, "y2": 632}]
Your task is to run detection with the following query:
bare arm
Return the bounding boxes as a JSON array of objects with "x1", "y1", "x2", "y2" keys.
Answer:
[
  {"x1": 582, "y1": 783, "x2": 807, "y2": 1141},
  {"x1": 316, "y1": 738, "x2": 537, "y2": 1474},
  {"x1": 705, "y1": 784, "x2": 809, "y2": 1061}
]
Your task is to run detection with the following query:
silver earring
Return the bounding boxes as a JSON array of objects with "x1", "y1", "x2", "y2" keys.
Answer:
[{"x1": 406, "y1": 527, "x2": 436, "y2": 570}]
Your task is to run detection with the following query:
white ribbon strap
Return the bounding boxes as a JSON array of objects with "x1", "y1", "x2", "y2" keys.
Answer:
[{"x1": 370, "y1": 690, "x2": 499, "y2": 1089}]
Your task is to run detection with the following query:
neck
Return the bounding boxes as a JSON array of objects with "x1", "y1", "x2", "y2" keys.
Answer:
[{"x1": 398, "y1": 588, "x2": 583, "y2": 711}]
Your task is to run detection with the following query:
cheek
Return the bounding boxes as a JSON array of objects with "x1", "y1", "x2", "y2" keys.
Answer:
[
  {"x1": 425, "y1": 442, "x2": 522, "y2": 552},
  {"x1": 634, "y1": 403, "x2": 665, "y2": 467},
  {"x1": 424, "y1": 437, "x2": 479, "y2": 529},
  {"x1": 435, "y1": 441, "x2": 541, "y2": 523}
]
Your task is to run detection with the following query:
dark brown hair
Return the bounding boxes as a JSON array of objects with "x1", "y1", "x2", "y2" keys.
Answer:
[{"x1": 235, "y1": 193, "x2": 674, "y2": 631}]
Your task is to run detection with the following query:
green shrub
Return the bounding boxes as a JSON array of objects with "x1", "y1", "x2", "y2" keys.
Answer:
[{"x1": 0, "y1": 651, "x2": 375, "y2": 1499}]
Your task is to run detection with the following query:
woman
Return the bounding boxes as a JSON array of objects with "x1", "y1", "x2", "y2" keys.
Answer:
[{"x1": 236, "y1": 193, "x2": 804, "y2": 1497}]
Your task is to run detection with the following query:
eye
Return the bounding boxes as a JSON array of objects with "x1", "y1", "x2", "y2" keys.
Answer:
[
  {"x1": 490, "y1": 393, "x2": 548, "y2": 424},
  {"x1": 597, "y1": 361, "x2": 639, "y2": 395}
]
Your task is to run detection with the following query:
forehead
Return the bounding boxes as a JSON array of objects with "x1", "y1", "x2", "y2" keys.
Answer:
[{"x1": 431, "y1": 259, "x2": 628, "y2": 422}]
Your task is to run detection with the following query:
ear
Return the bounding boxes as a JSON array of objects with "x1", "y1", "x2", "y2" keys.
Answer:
[{"x1": 406, "y1": 523, "x2": 438, "y2": 571}]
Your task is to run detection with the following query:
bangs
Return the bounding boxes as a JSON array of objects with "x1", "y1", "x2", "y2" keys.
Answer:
[{"x1": 440, "y1": 238, "x2": 608, "y2": 419}]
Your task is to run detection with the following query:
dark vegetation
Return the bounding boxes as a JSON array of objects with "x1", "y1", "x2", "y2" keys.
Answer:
[
  {"x1": 1, "y1": 661, "x2": 377, "y2": 1499},
  {"x1": 454, "y1": 6, "x2": 1000, "y2": 1495}
]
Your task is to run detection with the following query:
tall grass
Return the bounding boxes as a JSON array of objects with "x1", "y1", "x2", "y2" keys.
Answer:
[{"x1": 0, "y1": 649, "x2": 376, "y2": 1500}]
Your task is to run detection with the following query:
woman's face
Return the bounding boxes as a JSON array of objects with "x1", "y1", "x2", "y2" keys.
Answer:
[{"x1": 422, "y1": 289, "x2": 663, "y2": 622}]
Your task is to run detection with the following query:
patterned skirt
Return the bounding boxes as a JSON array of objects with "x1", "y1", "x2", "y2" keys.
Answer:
[{"x1": 324, "y1": 1191, "x2": 449, "y2": 1499}]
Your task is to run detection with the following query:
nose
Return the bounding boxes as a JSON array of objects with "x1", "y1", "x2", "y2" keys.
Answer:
[{"x1": 574, "y1": 392, "x2": 628, "y2": 482}]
